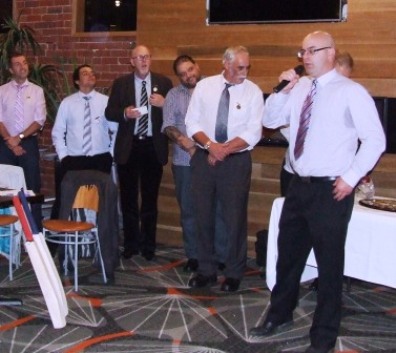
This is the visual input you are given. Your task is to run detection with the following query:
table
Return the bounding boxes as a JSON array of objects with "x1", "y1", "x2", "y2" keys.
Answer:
[
  {"x1": 266, "y1": 197, "x2": 396, "y2": 290},
  {"x1": 0, "y1": 191, "x2": 44, "y2": 306},
  {"x1": 0, "y1": 192, "x2": 44, "y2": 208}
]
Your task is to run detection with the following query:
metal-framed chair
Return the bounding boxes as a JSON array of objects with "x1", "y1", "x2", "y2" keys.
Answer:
[
  {"x1": 0, "y1": 164, "x2": 26, "y2": 281},
  {"x1": 42, "y1": 185, "x2": 107, "y2": 291},
  {"x1": 0, "y1": 214, "x2": 20, "y2": 280}
]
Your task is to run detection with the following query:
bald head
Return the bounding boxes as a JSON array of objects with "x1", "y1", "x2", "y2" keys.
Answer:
[
  {"x1": 303, "y1": 31, "x2": 335, "y2": 48},
  {"x1": 301, "y1": 31, "x2": 336, "y2": 78}
]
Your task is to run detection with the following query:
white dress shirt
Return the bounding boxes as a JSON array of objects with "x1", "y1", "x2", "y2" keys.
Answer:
[
  {"x1": 0, "y1": 80, "x2": 46, "y2": 135},
  {"x1": 52, "y1": 90, "x2": 118, "y2": 160},
  {"x1": 263, "y1": 69, "x2": 386, "y2": 187},
  {"x1": 185, "y1": 74, "x2": 264, "y2": 150}
]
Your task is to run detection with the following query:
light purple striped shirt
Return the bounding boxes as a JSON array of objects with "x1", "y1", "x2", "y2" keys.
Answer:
[{"x1": 162, "y1": 84, "x2": 193, "y2": 166}]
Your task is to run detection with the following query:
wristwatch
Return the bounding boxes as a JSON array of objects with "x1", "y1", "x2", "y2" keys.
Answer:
[
  {"x1": 19, "y1": 133, "x2": 25, "y2": 140},
  {"x1": 203, "y1": 140, "x2": 212, "y2": 150}
]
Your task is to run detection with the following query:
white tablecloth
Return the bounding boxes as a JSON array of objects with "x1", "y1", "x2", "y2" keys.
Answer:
[
  {"x1": 0, "y1": 164, "x2": 27, "y2": 190},
  {"x1": 0, "y1": 164, "x2": 27, "y2": 263},
  {"x1": 267, "y1": 197, "x2": 396, "y2": 290}
]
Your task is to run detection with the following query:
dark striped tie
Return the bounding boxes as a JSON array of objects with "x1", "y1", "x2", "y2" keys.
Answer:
[
  {"x1": 215, "y1": 83, "x2": 233, "y2": 143},
  {"x1": 294, "y1": 79, "x2": 317, "y2": 160},
  {"x1": 137, "y1": 80, "x2": 148, "y2": 137},
  {"x1": 82, "y1": 96, "x2": 92, "y2": 155}
]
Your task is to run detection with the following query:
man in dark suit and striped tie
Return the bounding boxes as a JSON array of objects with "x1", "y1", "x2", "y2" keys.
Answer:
[{"x1": 105, "y1": 45, "x2": 173, "y2": 261}]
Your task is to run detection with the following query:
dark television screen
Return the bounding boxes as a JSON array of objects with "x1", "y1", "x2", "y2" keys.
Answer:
[{"x1": 207, "y1": 0, "x2": 345, "y2": 25}]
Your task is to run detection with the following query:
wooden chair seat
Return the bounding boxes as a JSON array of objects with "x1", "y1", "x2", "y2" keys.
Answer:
[
  {"x1": 0, "y1": 215, "x2": 18, "y2": 226},
  {"x1": 43, "y1": 219, "x2": 95, "y2": 233},
  {"x1": 0, "y1": 214, "x2": 20, "y2": 280}
]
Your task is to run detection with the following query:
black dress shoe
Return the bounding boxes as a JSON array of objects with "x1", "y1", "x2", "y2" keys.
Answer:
[
  {"x1": 305, "y1": 346, "x2": 334, "y2": 353},
  {"x1": 308, "y1": 278, "x2": 319, "y2": 291},
  {"x1": 249, "y1": 320, "x2": 294, "y2": 336},
  {"x1": 188, "y1": 274, "x2": 217, "y2": 288},
  {"x1": 217, "y1": 262, "x2": 226, "y2": 271},
  {"x1": 221, "y1": 277, "x2": 240, "y2": 292},
  {"x1": 105, "y1": 273, "x2": 115, "y2": 285},
  {"x1": 122, "y1": 249, "x2": 138, "y2": 259},
  {"x1": 142, "y1": 251, "x2": 155, "y2": 261},
  {"x1": 183, "y1": 258, "x2": 199, "y2": 272}
]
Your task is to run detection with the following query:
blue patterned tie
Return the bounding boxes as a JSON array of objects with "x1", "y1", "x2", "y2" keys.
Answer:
[
  {"x1": 82, "y1": 96, "x2": 92, "y2": 155},
  {"x1": 215, "y1": 83, "x2": 233, "y2": 143},
  {"x1": 294, "y1": 79, "x2": 317, "y2": 160},
  {"x1": 137, "y1": 81, "x2": 148, "y2": 137}
]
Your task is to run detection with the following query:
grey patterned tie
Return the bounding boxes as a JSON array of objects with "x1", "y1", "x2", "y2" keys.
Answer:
[
  {"x1": 137, "y1": 81, "x2": 148, "y2": 137},
  {"x1": 215, "y1": 83, "x2": 232, "y2": 143},
  {"x1": 82, "y1": 96, "x2": 92, "y2": 155}
]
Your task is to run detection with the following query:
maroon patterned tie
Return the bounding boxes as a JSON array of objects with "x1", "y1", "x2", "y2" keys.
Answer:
[{"x1": 294, "y1": 79, "x2": 317, "y2": 160}]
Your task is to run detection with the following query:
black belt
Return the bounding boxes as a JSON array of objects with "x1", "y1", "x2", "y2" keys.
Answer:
[
  {"x1": 134, "y1": 135, "x2": 152, "y2": 141},
  {"x1": 297, "y1": 175, "x2": 337, "y2": 183}
]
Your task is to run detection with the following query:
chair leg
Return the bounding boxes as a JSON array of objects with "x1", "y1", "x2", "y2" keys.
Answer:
[
  {"x1": 74, "y1": 231, "x2": 79, "y2": 292},
  {"x1": 9, "y1": 224, "x2": 13, "y2": 281},
  {"x1": 94, "y1": 233, "x2": 107, "y2": 285}
]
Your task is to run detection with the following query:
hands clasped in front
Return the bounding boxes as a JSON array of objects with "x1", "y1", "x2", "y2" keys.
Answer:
[
  {"x1": 4, "y1": 136, "x2": 26, "y2": 156},
  {"x1": 207, "y1": 142, "x2": 230, "y2": 166}
]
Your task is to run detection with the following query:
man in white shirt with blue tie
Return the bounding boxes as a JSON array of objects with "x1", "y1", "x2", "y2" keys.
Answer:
[{"x1": 51, "y1": 64, "x2": 117, "y2": 218}]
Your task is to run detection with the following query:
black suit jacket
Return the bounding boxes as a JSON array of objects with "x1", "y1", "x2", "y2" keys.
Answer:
[
  {"x1": 59, "y1": 170, "x2": 120, "y2": 274},
  {"x1": 105, "y1": 72, "x2": 173, "y2": 165}
]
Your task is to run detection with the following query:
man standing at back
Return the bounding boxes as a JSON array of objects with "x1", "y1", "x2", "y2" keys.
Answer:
[
  {"x1": 162, "y1": 55, "x2": 227, "y2": 272},
  {"x1": 51, "y1": 64, "x2": 117, "y2": 219},
  {"x1": 185, "y1": 46, "x2": 264, "y2": 292},
  {"x1": 249, "y1": 31, "x2": 385, "y2": 353},
  {"x1": 0, "y1": 52, "x2": 46, "y2": 229},
  {"x1": 105, "y1": 45, "x2": 173, "y2": 261}
]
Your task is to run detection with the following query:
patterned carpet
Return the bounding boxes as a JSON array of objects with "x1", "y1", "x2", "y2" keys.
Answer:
[{"x1": 1, "y1": 246, "x2": 396, "y2": 353}]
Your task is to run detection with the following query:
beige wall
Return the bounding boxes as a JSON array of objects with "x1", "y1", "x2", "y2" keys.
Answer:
[
  {"x1": 14, "y1": 0, "x2": 396, "y2": 197},
  {"x1": 138, "y1": 0, "x2": 396, "y2": 97}
]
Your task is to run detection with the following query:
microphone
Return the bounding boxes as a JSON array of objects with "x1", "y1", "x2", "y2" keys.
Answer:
[{"x1": 273, "y1": 65, "x2": 305, "y2": 93}]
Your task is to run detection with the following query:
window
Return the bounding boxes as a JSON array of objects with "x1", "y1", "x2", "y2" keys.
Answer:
[
  {"x1": 0, "y1": 0, "x2": 13, "y2": 33},
  {"x1": 74, "y1": 0, "x2": 137, "y2": 34}
]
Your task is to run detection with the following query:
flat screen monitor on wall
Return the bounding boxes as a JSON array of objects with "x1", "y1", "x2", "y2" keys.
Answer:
[{"x1": 207, "y1": 0, "x2": 346, "y2": 25}]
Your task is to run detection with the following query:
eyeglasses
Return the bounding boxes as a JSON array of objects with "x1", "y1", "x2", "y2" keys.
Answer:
[
  {"x1": 132, "y1": 55, "x2": 151, "y2": 62},
  {"x1": 297, "y1": 46, "x2": 332, "y2": 58}
]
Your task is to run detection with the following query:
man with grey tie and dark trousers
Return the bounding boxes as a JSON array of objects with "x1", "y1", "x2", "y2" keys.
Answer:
[
  {"x1": 105, "y1": 45, "x2": 172, "y2": 261},
  {"x1": 185, "y1": 46, "x2": 264, "y2": 292}
]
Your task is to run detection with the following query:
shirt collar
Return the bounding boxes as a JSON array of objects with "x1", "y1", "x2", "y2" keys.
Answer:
[
  {"x1": 79, "y1": 90, "x2": 95, "y2": 100},
  {"x1": 12, "y1": 79, "x2": 29, "y2": 88},
  {"x1": 315, "y1": 68, "x2": 337, "y2": 87},
  {"x1": 134, "y1": 73, "x2": 151, "y2": 86}
]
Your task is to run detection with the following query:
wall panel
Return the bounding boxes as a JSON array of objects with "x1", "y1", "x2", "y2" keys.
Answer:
[{"x1": 138, "y1": 0, "x2": 396, "y2": 97}]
